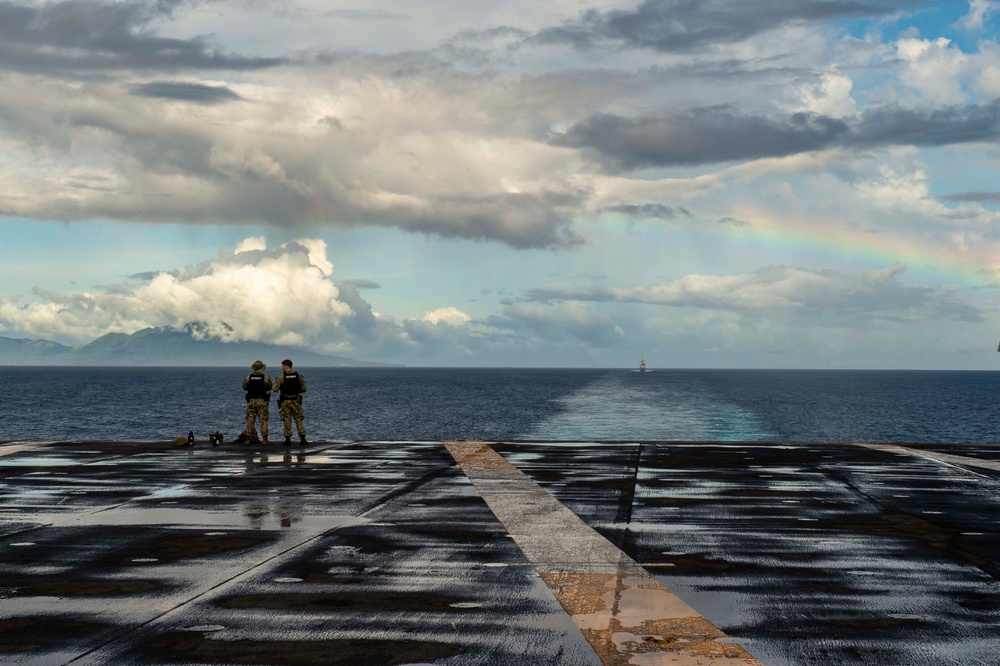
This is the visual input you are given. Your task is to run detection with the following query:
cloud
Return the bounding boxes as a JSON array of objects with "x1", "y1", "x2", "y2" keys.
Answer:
[
  {"x1": 130, "y1": 81, "x2": 243, "y2": 104},
  {"x1": 0, "y1": 56, "x2": 617, "y2": 248},
  {"x1": 955, "y1": 0, "x2": 998, "y2": 30},
  {"x1": 896, "y1": 37, "x2": 969, "y2": 105},
  {"x1": 531, "y1": 0, "x2": 891, "y2": 53},
  {"x1": 0, "y1": 0, "x2": 283, "y2": 74},
  {"x1": 0, "y1": 238, "x2": 353, "y2": 344},
  {"x1": 524, "y1": 264, "x2": 983, "y2": 322},
  {"x1": 554, "y1": 101, "x2": 1000, "y2": 169},
  {"x1": 501, "y1": 301, "x2": 626, "y2": 346},
  {"x1": 939, "y1": 190, "x2": 1000, "y2": 203},
  {"x1": 602, "y1": 203, "x2": 691, "y2": 219},
  {"x1": 787, "y1": 71, "x2": 858, "y2": 118},
  {"x1": 423, "y1": 307, "x2": 472, "y2": 325},
  {"x1": 0, "y1": 236, "x2": 516, "y2": 362},
  {"x1": 554, "y1": 106, "x2": 849, "y2": 169}
]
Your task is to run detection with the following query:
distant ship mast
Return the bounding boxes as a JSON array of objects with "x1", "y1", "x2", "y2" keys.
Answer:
[{"x1": 639, "y1": 358, "x2": 646, "y2": 372}]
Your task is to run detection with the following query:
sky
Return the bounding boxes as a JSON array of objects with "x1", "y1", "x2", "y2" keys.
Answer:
[{"x1": 2, "y1": 0, "x2": 1000, "y2": 368}]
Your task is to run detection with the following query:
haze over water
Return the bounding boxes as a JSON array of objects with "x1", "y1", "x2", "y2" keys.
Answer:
[{"x1": 4, "y1": 367, "x2": 998, "y2": 444}]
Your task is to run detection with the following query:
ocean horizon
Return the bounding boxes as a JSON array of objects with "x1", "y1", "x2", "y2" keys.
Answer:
[{"x1": 4, "y1": 367, "x2": 998, "y2": 445}]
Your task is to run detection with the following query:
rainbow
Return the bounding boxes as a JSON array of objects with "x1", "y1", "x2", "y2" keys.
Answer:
[{"x1": 713, "y1": 205, "x2": 1000, "y2": 287}]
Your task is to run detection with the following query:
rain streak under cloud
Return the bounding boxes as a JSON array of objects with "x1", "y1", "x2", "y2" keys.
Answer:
[{"x1": 2, "y1": 0, "x2": 1000, "y2": 368}]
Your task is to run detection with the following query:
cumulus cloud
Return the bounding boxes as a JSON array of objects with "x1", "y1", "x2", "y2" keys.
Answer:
[
  {"x1": 896, "y1": 37, "x2": 969, "y2": 105},
  {"x1": 0, "y1": 238, "x2": 352, "y2": 344},
  {"x1": 788, "y1": 71, "x2": 858, "y2": 118},
  {"x1": 423, "y1": 307, "x2": 473, "y2": 325},
  {"x1": 0, "y1": 237, "x2": 631, "y2": 363}
]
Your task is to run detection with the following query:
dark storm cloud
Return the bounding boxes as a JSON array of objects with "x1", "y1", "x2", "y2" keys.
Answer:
[
  {"x1": 847, "y1": 102, "x2": 1000, "y2": 147},
  {"x1": 531, "y1": 0, "x2": 895, "y2": 53},
  {"x1": 0, "y1": 0, "x2": 283, "y2": 73},
  {"x1": 129, "y1": 81, "x2": 243, "y2": 103},
  {"x1": 554, "y1": 106, "x2": 850, "y2": 169},
  {"x1": 554, "y1": 101, "x2": 1000, "y2": 170},
  {"x1": 939, "y1": 191, "x2": 1000, "y2": 204}
]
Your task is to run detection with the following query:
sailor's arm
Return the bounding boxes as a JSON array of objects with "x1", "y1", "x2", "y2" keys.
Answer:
[{"x1": 299, "y1": 374, "x2": 307, "y2": 393}]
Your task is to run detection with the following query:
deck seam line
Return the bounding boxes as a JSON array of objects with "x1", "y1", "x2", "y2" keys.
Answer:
[{"x1": 444, "y1": 440, "x2": 763, "y2": 666}]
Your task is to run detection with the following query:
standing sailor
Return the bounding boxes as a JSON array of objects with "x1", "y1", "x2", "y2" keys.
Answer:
[
  {"x1": 240, "y1": 360, "x2": 273, "y2": 444},
  {"x1": 273, "y1": 359, "x2": 308, "y2": 446}
]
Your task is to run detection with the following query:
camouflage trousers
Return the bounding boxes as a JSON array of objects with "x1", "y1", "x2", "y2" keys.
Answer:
[
  {"x1": 279, "y1": 397, "x2": 306, "y2": 437},
  {"x1": 244, "y1": 399, "x2": 269, "y2": 439}
]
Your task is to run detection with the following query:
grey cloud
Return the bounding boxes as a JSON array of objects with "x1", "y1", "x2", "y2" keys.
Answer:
[
  {"x1": 339, "y1": 279, "x2": 382, "y2": 290},
  {"x1": 0, "y1": 0, "x2": 282, "y2": 73},
  {"x1": 848, "y1": 102, "x2": 1000, "y2": 147},
  {"x1": 554, "y1": 106, "x2": 849, "y2": 169},
  {"x1": 554, "y1": 101, "x2": 1000, "y2": 170},
  {"x1": 939, "y1": 191, "x2": 1000, "y2": 204},
  {"x1": 531, "y1": 0, "x2": 893, "y2": 53},
  {"x1": 603, "y1": 204, "x2": 691, "y2": 219},
  {"x1": 327, "y1": 9, "x2": 408, "y2": 21},
  {"x1": 130, "y1": 81, "x2": 243, "y2": 104}
]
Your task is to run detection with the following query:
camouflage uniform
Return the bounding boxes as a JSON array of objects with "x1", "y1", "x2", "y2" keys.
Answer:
[
  {"x1": 242, "y1": 360, "x2": 273, "y2": 442},
  {"x1": 273, "y1": 369, "x2": 308, "y2": 438}
]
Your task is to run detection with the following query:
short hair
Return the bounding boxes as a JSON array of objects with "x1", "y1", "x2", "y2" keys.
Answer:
[{"x1": 282, "y1": 359, "x2": 293, "y2": 368}]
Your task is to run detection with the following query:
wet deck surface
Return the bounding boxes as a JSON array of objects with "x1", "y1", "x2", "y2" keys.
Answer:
[{"x1": 0, "y1": 439, "x2": 998, "y2": 665}]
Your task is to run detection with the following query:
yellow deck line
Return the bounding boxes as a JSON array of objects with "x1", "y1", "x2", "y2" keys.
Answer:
[
  {"x1": 444, "y1": 441, "x2": 762, "y2": 666},
  {"x1": 855, "y1": 443, "x2": 1000, "y2": 473}
]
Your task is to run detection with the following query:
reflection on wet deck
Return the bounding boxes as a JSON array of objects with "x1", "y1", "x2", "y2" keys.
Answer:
[{"x1": 0, "y1": 438, "x2": 997, "y2": 665}]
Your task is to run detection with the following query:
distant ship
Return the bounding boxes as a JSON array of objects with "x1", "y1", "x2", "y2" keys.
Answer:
[{"x1": 639, "y1": 358, "x2": 646, "y2": 372}]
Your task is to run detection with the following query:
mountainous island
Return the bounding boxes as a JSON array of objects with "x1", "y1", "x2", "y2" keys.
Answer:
[{"x1": 0, "y1": 326, "x2": 397, "y2": 367}]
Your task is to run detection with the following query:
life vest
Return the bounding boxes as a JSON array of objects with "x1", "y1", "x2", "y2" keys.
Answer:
[
  {"x1": 245, "y1": 373, "x2": 270, "y2": 400},
  {"x1": 279, "y1": 371, "x2": 302, "y2": 396}
]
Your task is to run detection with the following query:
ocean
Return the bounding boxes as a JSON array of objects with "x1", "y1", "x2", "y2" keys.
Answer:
[{"x1": 4, "y1": 367, "x2": 999, "y2": 444}]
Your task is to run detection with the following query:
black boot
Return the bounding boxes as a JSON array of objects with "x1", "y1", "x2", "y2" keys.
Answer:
[
  {"x1": 283, "y1": 436, "x2": 291, "y2": 446},
  {"x1": 299, "y1": 435, "x2": 308, "y2": 446}
]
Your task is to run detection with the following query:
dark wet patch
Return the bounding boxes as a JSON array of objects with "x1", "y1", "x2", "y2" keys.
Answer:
[
  {"x1": 21, "y1": 579, "x2": 160, "y2": 597},
  {"x1": 717, "y1": 488, "x2": 808, "y2": 498},
  {"x1": 570, "y1": 477, "x2": 636, "y2": 492},
  {"x1": 795, "y1": 583, "x2": 883, "y2": 595},
  {"x1": 778, "y1": 553, "x2": 817, "y2": 561},
  {"x1": 127, "y1": 534, "x2": 267, "y2": 562},
  {"x1": 133, "y1": 631, "x2": 464, "y2": 665},
  {"x1": 641, "y1": 496, "x2": 715, "y2": 508},
  {"x1": 651, "y1": 554, "x2": 812, "y2": 578},
  {"x1": 828, "y1": 618, "x2": 912, "y2": 629},
  {"x1": 216, "y1": 591, "x2": 465, "y2": 612},
  {"x1": 407, "y1": 527, "x2": 503, "y2": 541},
  {"x1": 0, "y1": 617, "x2": 108, "y2": 652},
  {"x1": 298, "y1": 571, "x2": 366, "y2": 584},
  {"x1": 951, "y1": 590, "x2": 1000, "y2": 612},
  {"x1": 827, "y1": 512, "x2": 993, "y2": 574}
]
